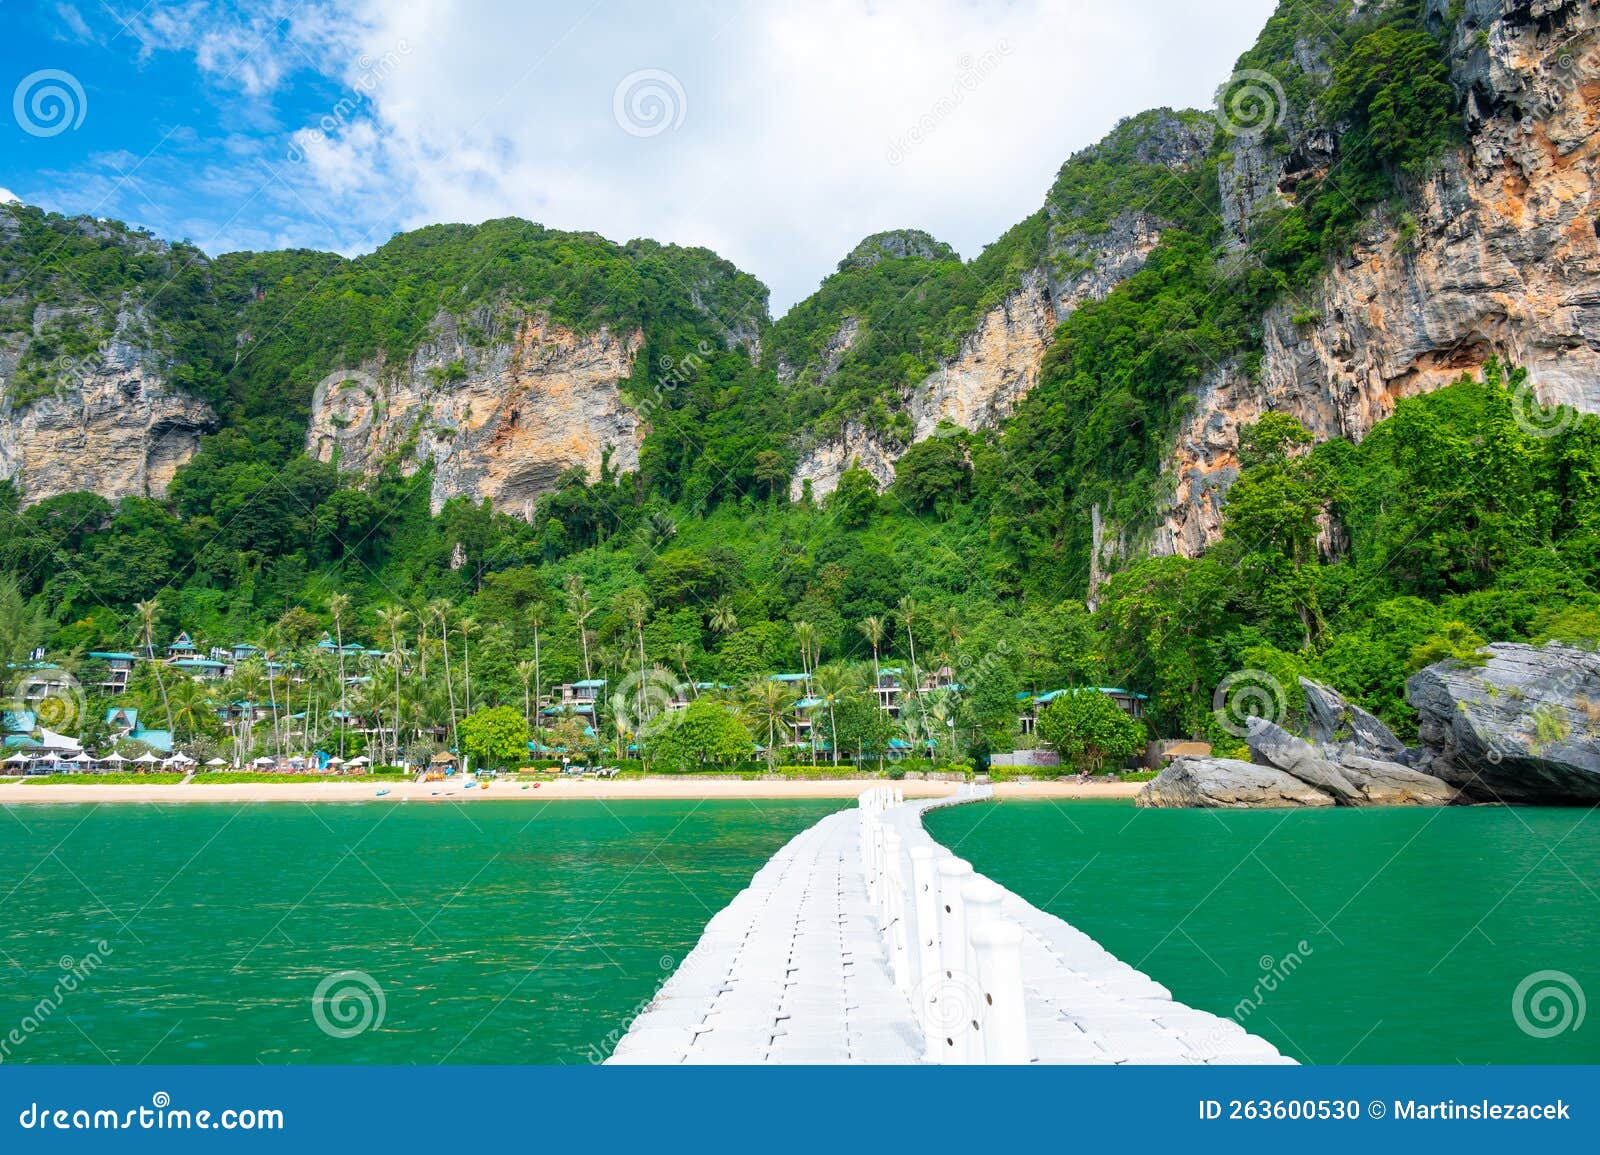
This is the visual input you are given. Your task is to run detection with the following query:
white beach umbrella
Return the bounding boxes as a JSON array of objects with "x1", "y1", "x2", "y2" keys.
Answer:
[
  {"x1": 205, "y1": 757, "x2": 228, "y2": 767},
  {"x1": 132, "y1": 752, "x2": 161, "y2": 764},
  {"x1": 169, "y1": 752, "x2": 194, "y2": 764},
  {"x1": 3, "y1": 752, "x2": 32, "y2": 765},
  {"x1": 101, "y1": 752, "x2": 127, "y2": 764}
]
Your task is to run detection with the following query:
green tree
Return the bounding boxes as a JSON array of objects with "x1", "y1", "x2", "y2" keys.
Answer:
[
  {"x1": 458, "y1": 705, "x2": 531, "y2": 771},
  {"x1": 651, "y1": 698, "x2": 755, "y2": 770},
  {"x1": 1036, "y1": 690, "x2": 1145, "y2": 775},
  {"x1": 892, "y1": 434, "x2": 971, "y2": 514}
]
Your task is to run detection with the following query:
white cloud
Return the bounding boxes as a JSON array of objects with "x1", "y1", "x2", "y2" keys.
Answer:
[
  {"x1": 0, "y1": 187, "x2": 19, "y2": 205},
  {"x1": 133, "y1": 0, "x2": 1283, "y2": 311}
]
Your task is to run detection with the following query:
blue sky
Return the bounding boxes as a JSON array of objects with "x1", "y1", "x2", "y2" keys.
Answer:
[{"x1": 1, "y1": 0, "x2": 1278, "y2": 312}]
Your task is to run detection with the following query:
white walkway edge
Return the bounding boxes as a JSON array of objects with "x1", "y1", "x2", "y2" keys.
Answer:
[{"x1": 607, "y1": 787, "x2": 1293, "y2": 1065}]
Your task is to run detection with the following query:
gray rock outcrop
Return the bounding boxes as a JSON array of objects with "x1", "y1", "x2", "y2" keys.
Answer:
[
  {"x1": 1405, "y1": 642, "x2": 1600, "y2": 804},
  {"x1": 1136, "y1": 757, "x2": 1336, "y2": 809},
  {"x1": 1243, "y1": 717, "x2": 1456, "y2": 807},
  {"x1": 1299, "y1": 677, "x2": 1407, "y2": 757}
]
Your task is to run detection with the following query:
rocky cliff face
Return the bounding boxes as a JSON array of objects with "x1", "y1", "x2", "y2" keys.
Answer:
[
  {"x1": 790, "y1": 270, "x2": 1058, "y2": 500},
  {"x1": 1157, "y1": 0, "x2": 1600, "y2": 556},
  {"x1": 0, "y1": 307, "x2": 217, "y2": 507},
  {"x1": 789, "y1": 112, "x2": 1216, "y2": 502},
  {"x1": 305, "y1": 311, "x2": 644, "y2": 516}
]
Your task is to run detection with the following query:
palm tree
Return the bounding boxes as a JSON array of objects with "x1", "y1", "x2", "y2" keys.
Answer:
[
  {"x1": 427, "y1": 599, "x2": 457, "y2": 749},
  {"x1": 858, "y1": 614, "x2": 885, "y2": 695},
  {"x1": 229, "y1": 660, "x2": 267, "y2": 766},
  {"x1": 811, "y1": 663, "x2": 850, "y2": 767},
  {"x1": 301, "y1": 649, "x2": 332, "y2": 750},
  {"x1": 744, "y1": 679, "x2": 794, "y2": 769},
  {"x1": 168, "y1": 677, "x2": 213, "y2": 743},
  {"x1": 595, "y1": 641, "x2": 625, "y2": 759},
  {"x1": 793, "y1": 620, "x2": 818, "y2": 679},
  {"x1": 617, "y1": 589, "x2": 651, "y2": 730},
  {"x1": 710, "y1": 596, "x2": 737, "y2": 638},
  {"x1": 897, "y1": 595, "x2": 930, "y2": 739},
  {"x1": 926, "y1": 694, "x2": 956, "y2": 765},
  {"x1": 134, "y1": 600, "x2": 175, "y2": 737},
  {"x1": 375, "y1": 605, "x2": 409, "y2": 765},
  {"x1": 327, "y1": 592, "x2": 351, "y2": 759},
  {"x1": 350, "y1": 677, "x2": 387, "y2": 763},
  {"x1": 258, "y1": 625, "x2": 285, "y2": 758},
  {"x1": 525, "y1": 601, "x2": 547, "y2": 732},
  {"x1": 457, "y1": 615, "x2": 479, "y2": 717},
  {"x1": 515, "y1": 659, "x2": 537, "y2": 733},
  {"x1": 412, "y1": 598, "x2": 430, "y2": 681},
  {"x1": 566, "y1": 574, "x2": 593, "y2": 680},
  {"x1": 934, "y1": 606, "x2": 962, "y2": 675},
  {"x1": 668, "y1": 641, "x2": 696, "y2": 698}
]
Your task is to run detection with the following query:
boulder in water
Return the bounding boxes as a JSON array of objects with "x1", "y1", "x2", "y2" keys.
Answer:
[
  {"x1": 1136, "y1": 757, "x2": 1336, "y2": 809},
  {"x1": 1244, "y1": 717, "x2": 1454, "y2": 806},
  {"x1": 1405, "y1": 642, "x2": 1600, "y2": 804},
  {"x1": 1299, "y1": 677, "x2": 1406, "y2": 757},
  {"x1": 1332, "y1": 753, "x2": 1459, "y2": 807}
]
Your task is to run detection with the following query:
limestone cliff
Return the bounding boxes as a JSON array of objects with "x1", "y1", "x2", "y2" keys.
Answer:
[
  {"x1": 0, "y1": 304, "x2": 217, "y2": 506},
  {"x1": 789, "y1": 114, "x2": 1214, "y2": 501},
  {"x1": 790, "y1": 270, "x2": 1057, "y2": 500},
  {"x1": 1157, "y1": 0, "x2": 1600, "y2": 556},
  {"x1": 305, "y1": 311, "x2": 645, "y2": 517}
]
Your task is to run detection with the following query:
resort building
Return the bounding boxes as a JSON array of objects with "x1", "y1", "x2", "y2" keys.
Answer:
[
  {"x1": 87, "y1": 651, "x2": 139, "y2": 694},
  {"x1": 171, "y1": 656, "x2": 229, "y2": 681},
  {"x1": 165, "y1": 631, "x2": 202, "y2": 660},
  {"x1": 1017, "y1": 687, "x2": 1149, "y2": 735},
  {"x1": 544, "y1": 679, "x2": 606, "y2": 722},
  {"x1": 792, "y1": 697, "x2": 822, "y2": 746},
  {"x1": 2, "y1": 707, "x2": 38, "y2": 751},
  {"x1": 873, "y1": 668, "x2": 906, "y2": 717},
  {"x1": 104, "y1": 707, "x2": 175, "y2": 753}
]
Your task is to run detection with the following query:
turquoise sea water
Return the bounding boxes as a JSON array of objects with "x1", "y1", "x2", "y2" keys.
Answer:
[
  {"x1": 924, "y1": 800, "x2": 1600, "y2": 1065},
  {"x1": 0, "y1": 800, "x2": 841, "y2": 1064}
]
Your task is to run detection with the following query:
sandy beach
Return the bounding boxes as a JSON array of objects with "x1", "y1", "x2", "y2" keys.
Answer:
[{"x1": 0, "y1": 778, "x2": 1142, "y2": 804}]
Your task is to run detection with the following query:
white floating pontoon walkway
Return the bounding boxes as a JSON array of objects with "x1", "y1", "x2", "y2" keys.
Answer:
[{"x1": 608, "y1": 786, "x2": 1292, "y2": 1065}]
